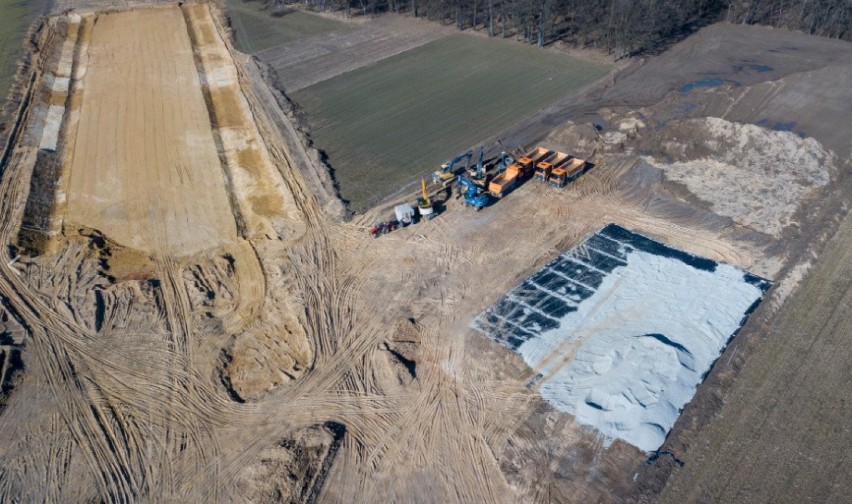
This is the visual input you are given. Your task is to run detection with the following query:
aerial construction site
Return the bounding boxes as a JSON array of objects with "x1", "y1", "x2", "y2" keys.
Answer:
[{"x1": 0, "y1": 0, "x2": 849, "y2": 503}]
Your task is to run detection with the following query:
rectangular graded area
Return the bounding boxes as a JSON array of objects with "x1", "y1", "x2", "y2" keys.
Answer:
[
  {"x1": 472, "y1": 224, "x2": 771, "y2": 453},
  {"x1": 65, "y1": 6, "x2": 237, "y2": 256},
  {"x1": 291, "y1": 35, "x2": 612, "y2": 209}
]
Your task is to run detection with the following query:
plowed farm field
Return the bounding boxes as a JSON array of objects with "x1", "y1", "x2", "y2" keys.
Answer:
[
  {"x1": 226, "y1": 1, "x2": 347, "y2": 54},
  {"x1": 291, "y1": 35, "x2": 611, "y2": 209},
  {"x1": 656, "y1": 211, "x2": 852, "y2": 504},
  {"x1": 65, "y1": 6, "x2": 237, "y2": 255},
  {"x1": 0, "y1": 0, "x2": 45, "y2": 100}
]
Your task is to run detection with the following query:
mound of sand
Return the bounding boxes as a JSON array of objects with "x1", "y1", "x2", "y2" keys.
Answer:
[
  {"x1": 645, "y1": 117, "x2": 833, "y2": 237},
  {"x1": 474, "y1": 226, "x2": 769, "y2": 452}
]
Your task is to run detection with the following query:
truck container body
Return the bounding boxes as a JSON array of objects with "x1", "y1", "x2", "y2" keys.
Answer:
[
  {"x1": 548, "y1": 158, "x2": 587, "y2": 188},
  {"x1": 563, "y1": 158, "x2": 586, "y2": 178},
  {"x1": 488, "y1": 167, "x2": 520, "y2": 197},
  {"x1": 517, "y1": 147, "x2": 552, "y2": 173},
  {"x1": 535, "y1": 152, "x2": 570, "y2": 182}
]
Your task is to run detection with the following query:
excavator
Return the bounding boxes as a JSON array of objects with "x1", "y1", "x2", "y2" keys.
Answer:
[
  {"x1": 433, "y1": 150, "x2": 473, "y2": 184},
  {"x1": 457, "y1": 175, "x2": 490, "y2": 210},
  {"x1": 417, "y1": 178, "x2": 435, "y2": 220},
  {"x1": 493, "y1": 151, "x2": 514, "y2": 176},
  {"x1": 468, "y1": 146, "x2": 487, "y2": 187}
]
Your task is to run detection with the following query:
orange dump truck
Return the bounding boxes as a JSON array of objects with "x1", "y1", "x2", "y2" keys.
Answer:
[
  {"x1": 489, "y1": 147, "x2": 551, "y2": 198},
  {"x1": 517, "y1": 147, "x2": 552, "y2": 173},
  {"x1": 487, "y1": 163, "x2": 521, "y2": 198},
  {"x1": 548, "y1": 157, "x2": 586, "y2": 188},
  {"x1": 534, "y1": 151, "x2": 570, "y2": 182}
]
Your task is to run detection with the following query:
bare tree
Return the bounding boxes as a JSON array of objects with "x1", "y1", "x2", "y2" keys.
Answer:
[{"x1": 275, "y1": 0, "x2": 850, "y2": 53}]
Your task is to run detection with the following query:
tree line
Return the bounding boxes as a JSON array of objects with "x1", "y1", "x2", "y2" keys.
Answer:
[{"x1": 270, "y1": 0, "x2": 851, "y2": 54}]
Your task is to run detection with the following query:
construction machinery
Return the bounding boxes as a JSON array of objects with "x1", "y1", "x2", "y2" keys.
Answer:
[
  {"x1": 488, "y1": 147, "x2": 551, "y2": 198},
  {"x1": 369, "y1": 220, "x2": 398, "y2": 238},
  {"x1": 534, "y1": 151, "x2": 570, "y2": 182},
  {"x1": 548, "y1": 157, "x2": 587, "y2": 188},
  {"x1": 468, "y1": 146, "x2": 487, "y2": 186},
  {"x1": 433, "y1": 150, "x2": 474, "y2": 184},
  {"x1": 417, "y1": 178, "x2": 435, "y2": 220},
  {"x1": 457, "y1": 175, "x2": 490, "y2": 210},
  {"x1": 487, "y1": 164, "x2": 520, "y2": 198},
  {"x1": 493, "y1": 151, "x2": 514, "y2": 175},
  {"x1": 394, "y1": 203, "x2": 415, "y2": 226},
  {"x1": 517, "y1": 147, "x2": 552, "y2": 173}
]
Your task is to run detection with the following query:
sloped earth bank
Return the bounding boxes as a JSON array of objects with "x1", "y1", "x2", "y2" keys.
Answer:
[{"x1": 0, "y1": 4, "x2": 850, "y2": 504}]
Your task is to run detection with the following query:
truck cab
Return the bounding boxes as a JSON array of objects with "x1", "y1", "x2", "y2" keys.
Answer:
[
  {"x1": 548, "y1": 158, "x2": 586, "y2": 188},
  {"x1": 517, "y1": 147, "x2": 552, "y2": 176},
  {"x1": 535, "y1": 151, "x2": 570, "y2": 182}
]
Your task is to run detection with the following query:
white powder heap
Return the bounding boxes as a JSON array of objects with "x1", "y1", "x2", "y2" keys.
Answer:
[
  {"x1": 39, "y1": 105, "x2": 66, "y2": 152},
  {"x1": 39, "y1": 19, "x2": 80, "y2": 152},
  {"x1": 517, "y1": 249, "x2": 764, "y2": 452}
]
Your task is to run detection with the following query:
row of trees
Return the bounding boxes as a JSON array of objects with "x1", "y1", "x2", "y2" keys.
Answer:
[
  {"x1": 727, "y1": 0, "x2": 851, "y2": 39},
  {"x1": 272, "y1": 0, "x2": 850, "y2": 54}
]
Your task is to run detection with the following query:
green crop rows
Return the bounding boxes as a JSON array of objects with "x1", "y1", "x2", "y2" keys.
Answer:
[
  {"x1": 292, "y1": 35, "x2": 611, "y2": 209},
  {"x1": 226, "y1": 1, "x2": 347, "y2": 54},
  {"x1": 0, "y1": 0, "x2": 38, "y2": 102}
]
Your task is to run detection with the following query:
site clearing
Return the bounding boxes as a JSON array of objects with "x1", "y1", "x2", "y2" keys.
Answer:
[
  {"x1": 67, "y1": 6, "x2": 238, "y2": 255},
  {"x1": 0, "y1": 1, "x2": 849, "y2": 504}
]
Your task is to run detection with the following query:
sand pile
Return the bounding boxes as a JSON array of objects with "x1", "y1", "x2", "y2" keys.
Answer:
[
  {"x1": 645, "y1": 117, "x2": 833, "y2": 237},
  {"x1": 475, "y1": 225, "x2": 770, "y2": 452}
]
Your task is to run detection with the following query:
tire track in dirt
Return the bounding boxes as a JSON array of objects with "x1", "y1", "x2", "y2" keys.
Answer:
[
  {"x1": 0, "y1": 145, "x2": 239, "y2": 502},
  {"x1": 5, "y1": 4, "x2": 795, "y2": 502},
  {"x1": 0, "y1": 5, "x2": 385, "y2": 502}
]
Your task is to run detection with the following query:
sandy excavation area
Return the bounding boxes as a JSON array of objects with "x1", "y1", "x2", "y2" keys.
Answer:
[
  {"x1": 65, "y1": 6, "x2": 237, "y2": 256},
  {"x1": 0, "y1": 2, "x2": 849, "y2": 504}
]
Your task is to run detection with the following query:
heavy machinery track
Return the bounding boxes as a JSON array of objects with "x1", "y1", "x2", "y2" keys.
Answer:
[{"x1": 2, "y1": 3, "x2": 844, "y2": 503}]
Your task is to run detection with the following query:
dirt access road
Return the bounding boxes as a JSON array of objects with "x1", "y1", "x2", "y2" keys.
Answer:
[{"x1": 0, "y1": 2, "x2": 849, "y2": 503}]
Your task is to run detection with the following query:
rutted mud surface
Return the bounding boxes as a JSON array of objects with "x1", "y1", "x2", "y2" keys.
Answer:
[{"x1": 236, "y1": 422, "x2": 346, "y2": 504}]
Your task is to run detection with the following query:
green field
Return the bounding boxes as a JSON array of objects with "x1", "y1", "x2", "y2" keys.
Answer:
[
  {"x1": 292, "y1": 35, "x2": 612, "y2": 209},
  {"x1": 226, "y1": 1, "x2": 347, "y2": 54},
  {"x1": 0, "y1": 0, "x2": 39, "y2": 102}
]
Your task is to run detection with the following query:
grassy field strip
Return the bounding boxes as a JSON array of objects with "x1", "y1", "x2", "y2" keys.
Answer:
[
  {"x1": 292, "y1": 35, "x2": 612, "y2": 208},
  {"x1": 657, "y1": 211, "x2": 852, "y2": 503},
  {"x1": 0, "y1": 0, "x2": 39, "y2": 101},
  {"x1": 225, "y1": 1, "x2": 347, "y2": 54}
]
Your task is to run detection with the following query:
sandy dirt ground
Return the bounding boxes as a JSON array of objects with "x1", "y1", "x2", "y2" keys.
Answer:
[
  {"x1": 65, "y1": 6, "x2": 237, "y2": 256},
  {"x1": 0, "y1": 2, "x2": 848, "y2": 503},
  {"x1": 654, "y1": 203, "x2": 852, "y2": 504}
]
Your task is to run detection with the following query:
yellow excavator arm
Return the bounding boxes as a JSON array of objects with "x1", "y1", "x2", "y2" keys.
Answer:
[{"x1": 421, "y1": 178, "x2": 431, "y2": 206}]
